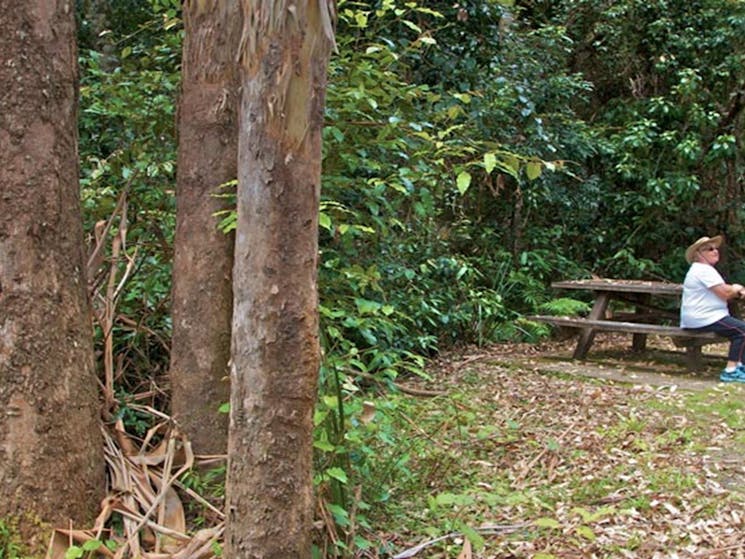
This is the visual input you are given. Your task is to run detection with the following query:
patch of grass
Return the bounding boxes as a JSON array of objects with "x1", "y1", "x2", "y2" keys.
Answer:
[
  {"x1": 0, "y1": 519, "x2": 28, "y2": 559},
  {"x1": 684, "y1": 388, "x2": 745, "y2": 427}
]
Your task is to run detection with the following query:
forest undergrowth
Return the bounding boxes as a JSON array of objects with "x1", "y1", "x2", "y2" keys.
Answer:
[{"x1": 34, "y1": 336, "x2": 745, "y2": 559}]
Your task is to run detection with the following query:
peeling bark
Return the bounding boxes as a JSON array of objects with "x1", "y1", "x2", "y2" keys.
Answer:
[{"x1": 226, "y1": 1, "x2": 336, "y2": 557}]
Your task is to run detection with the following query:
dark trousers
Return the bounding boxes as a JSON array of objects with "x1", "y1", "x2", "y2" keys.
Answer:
[{"x1": 690, "y1": 315, "x2": 745, "y2": 363}]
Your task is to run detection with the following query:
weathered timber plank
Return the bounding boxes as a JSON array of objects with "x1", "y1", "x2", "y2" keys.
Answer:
[
  {"x1": 526, "y1": 315, "x2": 720, "y2": 340},
  {"x1": 551, "y1": 279, "x2": 682, "y2": 296}
]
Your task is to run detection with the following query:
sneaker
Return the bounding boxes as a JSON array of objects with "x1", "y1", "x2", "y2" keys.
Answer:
[{"x1": 720, "y1": 368, "x2": 745, "y2": 383}]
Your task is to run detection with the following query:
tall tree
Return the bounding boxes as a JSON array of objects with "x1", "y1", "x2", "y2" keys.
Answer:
[
  {"x1": 170, "y1": 0, "x2": 240, "y2": 456},
  {"x1": 0, "y1": 0, "x2": 103, "y2": 547},
  {"x1": 226, "y1": 1, "x2": 336, "y2": 557}
]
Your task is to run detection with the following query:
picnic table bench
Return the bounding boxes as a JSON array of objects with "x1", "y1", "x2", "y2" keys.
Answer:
[{"x1": 528, "y1": 278, "x2": 726, "y2": 369}]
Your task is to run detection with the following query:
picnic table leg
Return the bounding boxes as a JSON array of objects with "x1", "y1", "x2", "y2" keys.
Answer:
[
  {"x1": 573, "y1": 292, "x2": 610, "y2": 359},
  {"x1": 632, "y1": 294, "x2": 650, "y2": 352},
  {"x1": 685, "y1": 345, "x2": 703, "y2": 371},
  {"x1": 632, "y1": 334, "x2": 647, "y2": 352}
]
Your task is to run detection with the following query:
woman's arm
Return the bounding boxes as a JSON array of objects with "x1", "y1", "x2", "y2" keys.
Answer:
[{"x1": 711, "y1": 282, "x2": 745, "y2": 300}]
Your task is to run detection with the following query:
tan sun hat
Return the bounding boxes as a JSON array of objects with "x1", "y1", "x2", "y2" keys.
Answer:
[{"x1": 685, "y1": 235, "x2": 723, "y2": 263}]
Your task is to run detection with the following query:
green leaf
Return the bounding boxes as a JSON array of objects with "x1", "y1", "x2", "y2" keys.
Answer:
[
  {"x1": 534, "y1": 517, "x2": 560, "y2": 529},
  {"x1": 576, "y1": 525, "x2": 596, "y2": 540},
  {"x1": 484, "y1": 152, "x2": 497, "y2": 174},
  {"x1": 82, "y1": 540, "x2": 102, "y2": 551},
  {"x1": 313, "y1": 438, "x2": 336, "y2": 452},
  {"x1": 323, "y1": 395, "x2": 339, "y2": 409},
  {"x1": 526, "y1": 161, "x2": 542, "y2": 180},
  {"x1": 327, "y1": 503, "x2": 350, "y2": 526},
  {"x1": 354, "y1": 12, "x2": 369, "y2": 27},
  {"x1": 401, "y1": 20, "x2": 422, "y2": 33},
  {"x1": 319, "y1": 212, "x2": 332, "y2": 231},
  {"x1": 355, "y1": 298, "x2": 382, "y2": 315},
  {"x1": 456, "y1": 171, "x2": 472, "y2": 195},
  {"x1": 218, "y1": 403, "x2": 230, "y2": 414},
  {"x1": 313, "y1": 409, "x2": 328, "y2": 426},
  {"x1": 325, "y1": 467, "x2": 348, "y2": 483},
  {"x1": 433, "y1": 492, "x2": 475, "y2": 506},
  {"x1": 458, "y1": 523, "x2": 485, "y2": 550},
  {"x1": 503, "y1": 155, "x2": 521, "y2": 178},
  {"x1": 65, "y1": 547, "x2": 84, "y2": 559}
]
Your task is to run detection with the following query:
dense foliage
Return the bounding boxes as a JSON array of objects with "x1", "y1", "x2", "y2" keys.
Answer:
[{"x1": 73, "y1": 0, "x2": 745, "y2": 556}]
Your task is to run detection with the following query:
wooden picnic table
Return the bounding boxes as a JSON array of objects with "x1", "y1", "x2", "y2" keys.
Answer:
[{"x1": 529, "y1": 278, "x2": 724, "y2": 368}]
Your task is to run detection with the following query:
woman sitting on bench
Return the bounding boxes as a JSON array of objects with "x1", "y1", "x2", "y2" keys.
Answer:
[{"x1": 680, "y1": 235, "x2": 745, "y2": 382}]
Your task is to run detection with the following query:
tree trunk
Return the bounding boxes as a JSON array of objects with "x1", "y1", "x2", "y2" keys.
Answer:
[
  {"x1": 0, "y1": 0, "x2": 104, "y2": 547},
  {"x1": 170, "y1": 0, "x2": 241, "y2": 457},
  {"x1": 226, "y1": 2, "x2": 336, "y2": 557}
]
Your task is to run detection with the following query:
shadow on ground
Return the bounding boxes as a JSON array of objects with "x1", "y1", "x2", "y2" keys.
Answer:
[{"x1": 488, "y1": 332, "x2": 729, "y2": 392}]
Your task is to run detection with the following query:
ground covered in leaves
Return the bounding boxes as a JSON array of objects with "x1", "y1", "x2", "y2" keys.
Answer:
[
  {"x1": 375, "y1": 335, "x2": 745, "y2": 559},
  {"x1": 40, "y1": 334, "x2": 745, "y2": 559}
]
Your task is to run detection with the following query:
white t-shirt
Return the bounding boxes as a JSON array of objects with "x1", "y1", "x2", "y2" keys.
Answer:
[{"x1": 680, "y1": 262, "x2": 729, "y2": 328}]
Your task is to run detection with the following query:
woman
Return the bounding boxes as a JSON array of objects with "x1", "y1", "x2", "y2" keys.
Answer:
[{"x1": 680, "y1": 235, "x2": 745, "y2": 382}]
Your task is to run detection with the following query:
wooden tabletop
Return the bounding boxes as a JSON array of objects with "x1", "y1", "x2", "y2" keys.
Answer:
[{"x1": 551, "y1": 278, "x2": 682, "y2": 296}]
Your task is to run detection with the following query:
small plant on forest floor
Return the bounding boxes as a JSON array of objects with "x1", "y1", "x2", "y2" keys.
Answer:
[{"x1": 0, "y1": 520, "x2": 24, "y2": 559}]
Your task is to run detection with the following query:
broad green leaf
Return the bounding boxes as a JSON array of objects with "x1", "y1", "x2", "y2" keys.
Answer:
[
  {"x1": 355, "y1": 12, "x2": 368, "y2": 27},
  {"x1": 82, "y1": 540, "x2": 103, "y2": 551},
  {"x1": 319, "y1": 212, "x2": 332, "y2": 231},
  {"x1": 327, "y1": 503, "x2": 350, "y2": 526},
  {"x1": 534, "y1": 517, "x2": 560, "y2": 529},
  {"x1": 456, "y1": 171, "x2": 472, "y2": 195},
  {"x1": 313, "y1": 438, "x2": 336, "y2": 452},
  {"x1": 576, "y1": 525, "x2": 596, "y2": 540},
  {"x1": 503, "y1": 155, "x2": 520, "y2": 178},
  {"x1": 526, "y1": 161, "x2": 542, "y2": 180},
  {"x1": 355, "y1": 298, "x2": 382, "y2": 314},
  {"x1": 65, "y1": 547, "x2": 84, "y2": 559},
  {"x1": 313, "y1": 409, "x2": 329, "y2": 426},
  {"x1": 323, "y1": 395, "x2": 339, "y2": 409},
  {"x1": 325, "y1": 467, "x2": 348, "y2": 483},
  {"x1": 484, "y1": 152, "x2": 497, "y2": 174},
  {"x1": 218, "y1": 403, "x2": 230, "y2": 414}
]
